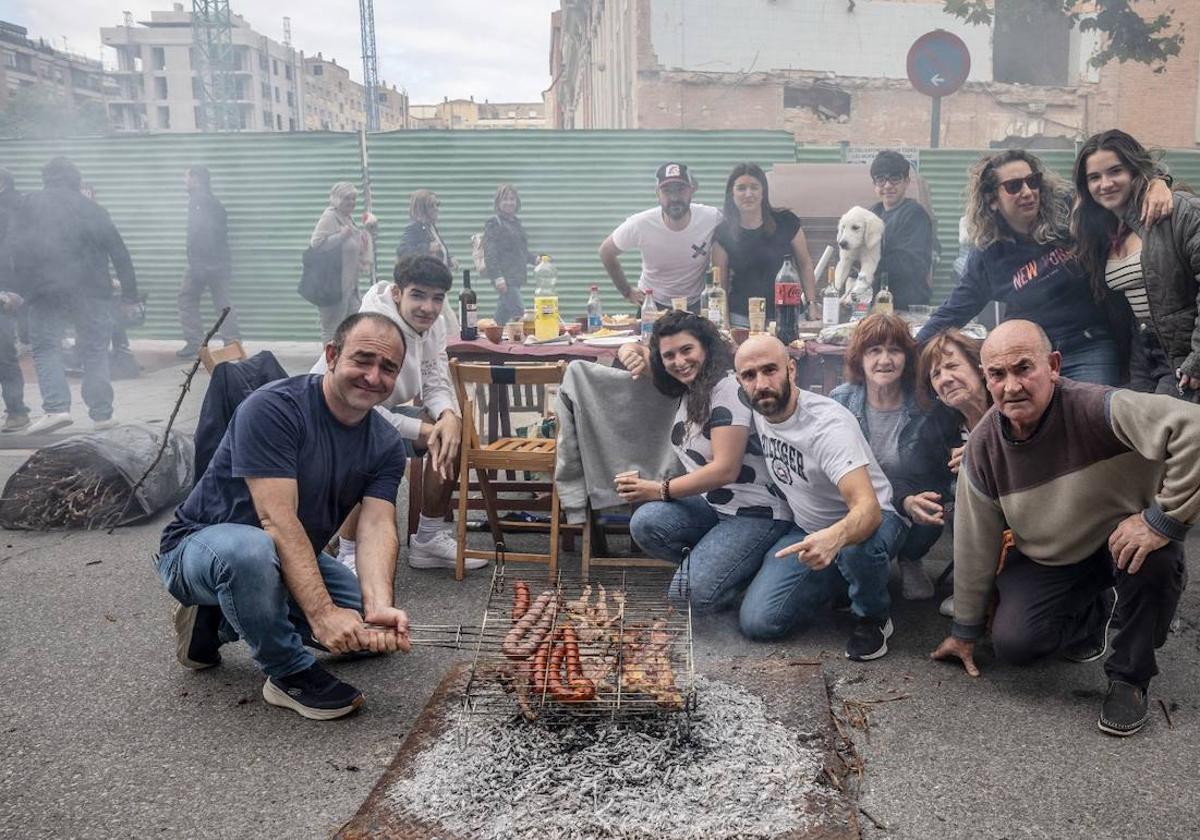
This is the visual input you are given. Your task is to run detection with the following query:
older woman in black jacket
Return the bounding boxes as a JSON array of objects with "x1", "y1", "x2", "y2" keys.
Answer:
[
  {"x1": 397, "y1": 189, "x2": 453, "y2": 270},
  {"x1": 482, "y1": 183, "x2": 536, "y2": 324}
]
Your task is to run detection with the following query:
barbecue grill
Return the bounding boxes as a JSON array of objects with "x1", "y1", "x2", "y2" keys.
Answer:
[{"x1": 409, "y1": 561, "x2": 696, "y2": 743}]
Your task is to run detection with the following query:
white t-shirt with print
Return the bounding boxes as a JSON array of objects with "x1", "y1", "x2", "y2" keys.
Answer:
[
  {"x1": 754, "y1": 391, "x2": 894, "y2": 533},
  {"x1": 611, "y1": 204, "x2": 723, "y2": 304},
  {"x1": 671, "y1": 373, "x2": 791, "y2": 521}
]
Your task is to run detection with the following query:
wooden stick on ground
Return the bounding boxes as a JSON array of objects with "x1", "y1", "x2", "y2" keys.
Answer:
[{"x1": 105, "y1": 307, "x2": 230, "y2": 534}]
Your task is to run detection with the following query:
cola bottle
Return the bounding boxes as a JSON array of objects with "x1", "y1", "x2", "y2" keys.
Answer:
[{"x1": 773, "y1": 257, "x2": 802, "y2": 345}]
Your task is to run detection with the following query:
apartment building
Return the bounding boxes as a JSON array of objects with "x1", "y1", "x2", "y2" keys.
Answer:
[
  {"x1": 409, "y1": 97, "x2": 546, "y2": 130},
  {"x1": 100, "y1": 4, "x2": 303, "y2": 133},
  {"x1": 0, "y1": 20, "x2": 107, "y2": 111},
  {"x1": 302, "y1": 53, "x2": 408, "y2": 132}
]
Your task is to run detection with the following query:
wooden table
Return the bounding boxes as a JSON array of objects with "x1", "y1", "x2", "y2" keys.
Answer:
[{"x1": 446, "y1": 335, "x2": 613, "y2": 365}]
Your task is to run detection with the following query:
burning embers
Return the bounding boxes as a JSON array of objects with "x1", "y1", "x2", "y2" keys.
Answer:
[
  {"x1": 493, "y1": 579, "x2": 685, "y2": 721},
  {"x1": 385, "y1": 677, "x2": 829, "y2": 840}
]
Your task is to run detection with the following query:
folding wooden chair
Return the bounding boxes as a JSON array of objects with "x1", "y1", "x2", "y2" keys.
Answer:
[{"x1": 451, "y1": 360, "x2": 567, "y2": 581}]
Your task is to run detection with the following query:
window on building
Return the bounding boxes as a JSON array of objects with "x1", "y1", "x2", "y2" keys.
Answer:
[
  {"x1": 276, "y1": 113, "x2": 282, "y2": 130},
  {"x1": 152, "y1": 47, "x2": 165, "y2": 71},
  {"x1": 286, "y1": 91, "x2": 294, "y2": 107},
  {"x1": 158, "y1": 105, "x2": 170, "y2": 129},
  {"x1": 272, "y1": 59, "x2": 279, "y2": 76},
  {"x1": 262, "y1": 109, "x2": 272, "y2": 129},
  {"x1": 259, "y1": 52, "x2": 269, "y2": 71},
  {"x1": 312, "y1": 64, "x2": 323, "y2": 76},
  {"x1": 188, "y1": 47, "x2": 195, "y2": 69},
  {"x1": 993, "y1": 0, "x2": 1070, "y2": 85},
  {"x1": 288, "y1": 117, "x2": 296, "y2": 131},
  {"x1": 261, "y1": 80, "x2": 270, "y2": 100},
  {"x1": 274, "y1": 86, "x2": 280, "y2": 103},
  {"x1": 154, "y1": 76, "x2": 168, "y2": 100},
  {"x1": 192, "y1": 77, "x2": 203, "y2": 100},
  {"x1": 285, "y1": 64, "x2": 292, "y2": 81},
  {"x1": 4, "y1": 52, "x2": 14, "y2": 69}
]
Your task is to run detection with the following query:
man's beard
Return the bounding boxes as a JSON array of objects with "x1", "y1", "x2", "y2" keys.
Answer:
[
  {"x1": 664, "y1": 200, "x2": 689, "y2": 220},
  {"x1": 751, "y1": 377, "x2": 792, "y2": 417}
]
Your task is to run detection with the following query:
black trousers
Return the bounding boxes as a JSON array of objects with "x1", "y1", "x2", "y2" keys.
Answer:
[{"x1": 991, "y1": 541, "x2": 1185, "y2": 688}]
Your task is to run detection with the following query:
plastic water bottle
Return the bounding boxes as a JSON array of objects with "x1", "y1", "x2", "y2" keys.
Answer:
[
  {"x1": 640, "y1": 291, "x2": 657, "y2": 345},
  {"x1": 532, "y1": 256, "x2": 559, "y2": 340},
  {"x1": 850, "y1": 279, "x2": 870, "y2": 323},
  {"x1": 586, "y1": 284, "x2": 603, "y2": 332}
]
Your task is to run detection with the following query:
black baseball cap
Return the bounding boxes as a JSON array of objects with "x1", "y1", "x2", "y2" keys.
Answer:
[{"x1": 655, "y1": 162, "x2": 694, "y2": 188}]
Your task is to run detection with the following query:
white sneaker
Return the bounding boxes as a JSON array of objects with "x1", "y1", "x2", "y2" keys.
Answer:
[
  {"x1": 408, "y1": 528, "x2": 488, "y2": 570},
  {"x1": 27, "y1": 413, "x2": 73, "y2": 434},
  {"x1": 93, "y1": 418, "x2": 118, "y2": 431},
  {"x1": 939, "y1": 595, "x2": 954, "y2": 618}
]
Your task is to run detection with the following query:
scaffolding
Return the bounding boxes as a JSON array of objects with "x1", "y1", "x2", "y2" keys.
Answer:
[
  {"x1": 359, "y1": 0, "x2": 380, "y2": 132},
  {"x1": 192, "y1": 0, "x2": 239, "y2": 132}
]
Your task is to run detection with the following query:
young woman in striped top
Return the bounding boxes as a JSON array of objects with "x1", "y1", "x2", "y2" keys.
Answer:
[{"x1": 1072, "y1": 130, "x2": 1200, "y2": 400}]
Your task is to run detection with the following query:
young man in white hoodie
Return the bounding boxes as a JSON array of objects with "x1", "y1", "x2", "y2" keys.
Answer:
[{"x1": 312, "y1": 254, "x2": 485, "y2": 572}]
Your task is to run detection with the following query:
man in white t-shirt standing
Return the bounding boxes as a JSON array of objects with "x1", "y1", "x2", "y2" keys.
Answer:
[
  {"x1": 599, "y1": 162, "x2": 723, "y2": 308},
  {"x1": 733, "y1": 335, "x2": 907, "y2": 660}
]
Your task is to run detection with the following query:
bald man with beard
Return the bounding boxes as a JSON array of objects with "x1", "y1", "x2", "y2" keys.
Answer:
[
  {"x1": 932, "y1": 320, "x2": 1199, "y2": 736},
  {"x1": 733, "y1": 335, "x2": 906, "y2": 660}
]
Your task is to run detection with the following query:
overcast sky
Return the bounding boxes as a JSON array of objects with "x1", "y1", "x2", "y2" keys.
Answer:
[{"x1": 4, "y1": 0, "x2": 560, "y2": 103}]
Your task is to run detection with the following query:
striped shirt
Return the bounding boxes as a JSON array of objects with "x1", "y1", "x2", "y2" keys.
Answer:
[{"x1": 1104, "y1": 251, "x2": 1150, "y2": 319}]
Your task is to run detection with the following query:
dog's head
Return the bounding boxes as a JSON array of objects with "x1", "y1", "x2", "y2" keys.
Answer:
[{"x1": 837, "y1": 206, "x2": 884, "y2": 254}]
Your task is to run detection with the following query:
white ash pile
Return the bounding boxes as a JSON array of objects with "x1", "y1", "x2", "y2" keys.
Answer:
[{"x1": 387, "y1": 676, "x2": 831, "y2": 840}]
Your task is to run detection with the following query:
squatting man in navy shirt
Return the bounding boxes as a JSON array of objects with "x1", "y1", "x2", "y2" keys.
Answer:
[{"x1": 156, "y1": 312, "x2": 412, "y2": 721}]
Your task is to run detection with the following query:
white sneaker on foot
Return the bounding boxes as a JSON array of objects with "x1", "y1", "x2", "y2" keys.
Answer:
[
  {"x1": 27, "y1": 413, "x2": 73, "y2": 434},
  {"x1": 939, "y1": 595, "x2": 954, "y2": 618},
  {"x1": 93, "y1": 418, "x2": 118, "y2": 431},
  {"x1": 408, "y1": 528, "x2": 487, "y2": 570}
]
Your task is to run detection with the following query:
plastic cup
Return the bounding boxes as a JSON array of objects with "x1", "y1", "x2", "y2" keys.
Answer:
[{"x1": 507, "y1": 320, "x2": 525, "y2": 343}]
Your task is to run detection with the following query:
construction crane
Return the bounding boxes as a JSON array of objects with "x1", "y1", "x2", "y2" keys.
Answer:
[
  {"x1": 192, "y1": 0, "x2": 238, "y2": 132},
  {"x1": 359, "y1": 0, "x2": 380, "y2": 132}
]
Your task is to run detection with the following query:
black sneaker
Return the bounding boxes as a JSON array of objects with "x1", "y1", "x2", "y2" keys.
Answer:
[
  {"x1": 1062, "y1": 588, "x2": 1117, "y2": 663},
  {"x1": 846, "y1": 616, "x2": 894, "y2": 661},
  {"x1": 174, "y1": 603, "x2": 223, "y2": 670},
  {"x1": 1098, "y1": 679, "x2": 1149, "y2": 737},
  {"x1": 262, "y1": 663, "x2": 364, "y2": 720}
]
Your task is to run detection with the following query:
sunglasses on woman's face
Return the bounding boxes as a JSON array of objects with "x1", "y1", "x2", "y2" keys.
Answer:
[{"x1": 997, "y1": 172, "x2": 1043, "y2": 195}]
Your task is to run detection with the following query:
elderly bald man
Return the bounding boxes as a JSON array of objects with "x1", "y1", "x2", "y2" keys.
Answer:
[
  {"x1": 733, "y1": 335, "x2": 906, "y2": 660},
  {"x1": 932, "y1": 320, "x2": 1198, "y2": 736}
]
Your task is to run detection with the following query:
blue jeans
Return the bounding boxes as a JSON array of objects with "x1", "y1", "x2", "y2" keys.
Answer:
[
  {"x1": 155, "y1": 523, "x2": 363, "y2": 678},
  {"x1": 30, "y1": 295, "x2": 114, "y2": 420},
  {"x1": 0, "y1": 310, "x2": 27, "y2": 416},
  {"x1": 1056, "y1": 334, "x2": 1119, "y2": 386},
  {"x1": 739, "y1": 510, "x2": 906, "y2": 640},
  {"x1": 630, "y1": 496, "x2": 793, "y2": 614}
]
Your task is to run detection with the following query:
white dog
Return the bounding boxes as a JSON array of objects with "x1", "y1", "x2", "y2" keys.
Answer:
[{"x1": 833, "y1": 206, "x2": 884, "y2": 302}]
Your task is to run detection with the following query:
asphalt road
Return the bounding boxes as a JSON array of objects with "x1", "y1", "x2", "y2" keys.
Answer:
[{"x1": 1, "y1": 347, "x2": 1198, "y2": 839}]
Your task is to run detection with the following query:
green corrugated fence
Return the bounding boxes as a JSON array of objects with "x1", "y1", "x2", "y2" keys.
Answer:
[{"x1": 1, "y1": 130, "x2": 1197, "y2": 339}]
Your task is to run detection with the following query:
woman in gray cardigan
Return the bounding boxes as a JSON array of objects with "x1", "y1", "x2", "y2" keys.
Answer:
[
  {"x1": 310, "y1": 181, "x2": 374, "y2": 342},
  {"x1": 1072, "y1": 129, "x2": 1200, "y2": 400}
]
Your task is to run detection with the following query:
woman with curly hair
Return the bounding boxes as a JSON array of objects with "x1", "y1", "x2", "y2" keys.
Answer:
[
  {"x1": 916, "y1": 149, "x2": 1173, "y2": 385},
  {"x1": 831, "y1": 314, "x2": 962, "y2": 601},
  {"x1": 615, "y1": 311, "x2": 792, "y2": 612},
  {"x1": 1072, "y1": 129, "x2": 1200, "y2": 400}
]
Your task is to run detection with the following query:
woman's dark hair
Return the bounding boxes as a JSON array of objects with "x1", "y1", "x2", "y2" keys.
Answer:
[
  {"x1": 721, "y1": 163, "x2": 776, "y2": 242},
  {"x1": 965, "y1": 148, "x2": 1070, "y2": 250},
  {"x1": 1070, "y1": 129, "x2": 1159, "y2": 300},
  {"x1": 648, "y1": 310, "x2": 734, "y2": 429},
  {"x1": 842, "y1": 313, "x2": 917, "y2": 393}
]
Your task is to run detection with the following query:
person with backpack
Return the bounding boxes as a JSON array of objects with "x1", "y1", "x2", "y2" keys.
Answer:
[{"x1": 481, "y1": 183, "x2": 535, "y2": 324}]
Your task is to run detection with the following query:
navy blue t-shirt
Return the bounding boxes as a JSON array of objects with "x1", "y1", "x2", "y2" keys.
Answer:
[{"x1": 160, "y1": 374, "x2": 407, "y2": 556}]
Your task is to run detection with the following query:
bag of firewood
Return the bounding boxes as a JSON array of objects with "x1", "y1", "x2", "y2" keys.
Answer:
[{"x1": 0, "y1": 424, "x2": 194, "y2": 531}]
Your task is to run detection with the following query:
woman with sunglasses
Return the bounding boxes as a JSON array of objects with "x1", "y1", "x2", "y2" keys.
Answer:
[
  {"x1": 615, "y1": 311, "x2": 792, "y2": 613},
  {"x1": 1072, "y1": 129, "x2": 1200, "y2": 401},
  {"x1": 916, "y1": 150, "x2": 1173, "y2": 385}
]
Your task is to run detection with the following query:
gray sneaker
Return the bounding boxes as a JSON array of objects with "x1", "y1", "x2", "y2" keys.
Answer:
[
  {"x1": 1, "y1": 413, "x2": 30, "y2": 433},
  {"x1": 899, "y1": 558, "x2": 935, "y2": 600}
]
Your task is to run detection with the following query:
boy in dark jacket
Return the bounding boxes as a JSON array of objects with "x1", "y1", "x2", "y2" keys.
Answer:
[{"x1": 869, "y1": 151, "x2": 935, "y2": 310}]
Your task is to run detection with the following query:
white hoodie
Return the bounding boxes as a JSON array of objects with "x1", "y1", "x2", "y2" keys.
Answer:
[{"x1": 310, "y1": 280, "x2": 458, "y2": 440}]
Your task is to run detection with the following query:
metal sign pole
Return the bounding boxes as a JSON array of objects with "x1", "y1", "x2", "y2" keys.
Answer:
[{"x1": 930, "y1": 95, "x2": 941, "y2": 149}]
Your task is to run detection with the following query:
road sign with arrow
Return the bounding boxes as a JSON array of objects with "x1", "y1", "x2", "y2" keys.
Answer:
[{"x1": 906, "y1": 30, "x2": 971, "y2": 148}]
